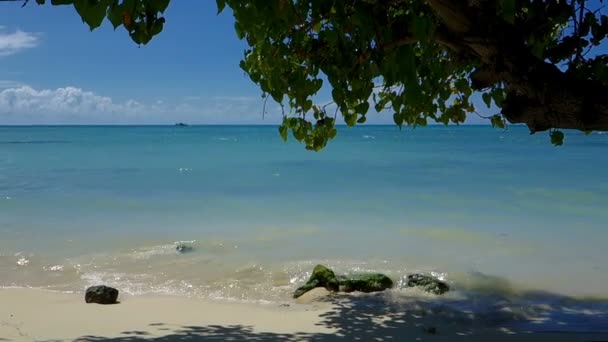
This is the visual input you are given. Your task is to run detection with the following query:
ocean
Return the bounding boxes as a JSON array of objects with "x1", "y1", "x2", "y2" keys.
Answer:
[{"x1": 1, "y1": 125, "x2": 607, "y2": 331}]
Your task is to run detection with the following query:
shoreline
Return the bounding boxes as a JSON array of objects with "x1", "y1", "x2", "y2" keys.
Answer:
[{"x1": 1, "y1": 288, "x2": 607, "y2": 341}]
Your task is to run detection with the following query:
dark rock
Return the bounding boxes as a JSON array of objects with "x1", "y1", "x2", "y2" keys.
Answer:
[
  {"x1": 338, "y1": 273, "x2": 394, "y2": 293},
  {"x1": 85, "y1": 285, "x2": 119, "y2": 304},
  {"x1": 175, "y1": 243, "x2": 194, "y2": 253},
  {"x1": 293, "y1": 279, "x2": 320, "y2": 299},
  {"x1": 293, "y1": 264, "x2": 339, "y2": 298},
  {"x1": 406, "y1": 274, "x2": 450, "y2": 295},
  {"x1": 424, "y1": 326, "x2": 437, "y2": 334}
]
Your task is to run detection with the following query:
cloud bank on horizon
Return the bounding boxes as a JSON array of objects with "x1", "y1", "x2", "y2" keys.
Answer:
[
  {"x1": 0, "y1": 84, "x2": 285, "y2": 125},
  {"x1": 0, "y1": 83, "x2": 486, "y2": 125}
]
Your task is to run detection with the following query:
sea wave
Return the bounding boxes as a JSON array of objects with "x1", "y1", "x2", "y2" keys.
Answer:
[
  {"x1": 2, "y1": 252, "x2": 608, "y2": 332},
  {"x1": 129, "y1": 241, "x2": 197, "y2": 260},
  {"x1": 215, "y1": 137, "x2": 238, "y2": 142},
  {"x1": 2, "y1": 241, "x2": 608, "y2": 333}
]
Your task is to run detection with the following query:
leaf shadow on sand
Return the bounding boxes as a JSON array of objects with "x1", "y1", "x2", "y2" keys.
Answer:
[{"x1": 42, "y1": 276, "x2": 608, "y2": 342}]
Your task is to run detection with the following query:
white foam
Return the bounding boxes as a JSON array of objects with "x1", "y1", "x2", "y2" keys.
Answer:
[
  {"x1": 44, "y1": 265, "x2": 64, "y2": 272},
  {"x1": 130, "y1": 240, "x2": 196, "y2": 260},
  {"x1": 217, "y1": 137, "x2": 238, "y2": 142}
]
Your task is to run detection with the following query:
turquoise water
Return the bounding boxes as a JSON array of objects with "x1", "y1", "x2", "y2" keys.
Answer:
[{"x1": 1, "y1": 125, "x2": 607, "y2": 329}]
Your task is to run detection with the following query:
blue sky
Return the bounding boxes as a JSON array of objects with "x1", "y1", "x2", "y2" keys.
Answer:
[
  {"x1": 1, "y1": 1, "x2": 600, "y2": 125},
  {"x1": 0, "y1": 1, "x2": 279, "y2": 124}
]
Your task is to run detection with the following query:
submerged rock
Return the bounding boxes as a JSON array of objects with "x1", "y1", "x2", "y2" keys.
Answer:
[
  {"x1": 175, "y1": 243, "x2": 194, "y2": 253},
  {"x1": 406, "y1": 274, "x2": 450, "y2": 295},
  {"x1": 338, "y1": 273, "x2": 394, "y2": 293},
  {"x1": 85, "y1": 285, "x2": 119, "y2": 304},
  {"x1": 293, "y1": 264, "x2": 339, "y2": 298}
]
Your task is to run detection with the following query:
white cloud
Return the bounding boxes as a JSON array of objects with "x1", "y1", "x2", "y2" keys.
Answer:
[
  {"x1": 0, "y1": 28, "x2": 39, "y2": 57},
  {"x1": 0, "y1": 85, "x2": 141, "y2": 113},
  {"x1": 0, "y1": 85, "x2": 283, "y2": 124},
  {"x1": 0, "y1": 85, "x2": 405, "y2": 125}
]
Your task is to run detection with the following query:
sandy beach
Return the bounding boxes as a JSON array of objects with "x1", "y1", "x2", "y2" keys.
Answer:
[{"x1": 1, "y1": 288, "x2": 606, "y2": 341}]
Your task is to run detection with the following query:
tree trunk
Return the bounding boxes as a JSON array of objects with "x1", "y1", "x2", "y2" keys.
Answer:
[{"x1": 427, "y1": 0, "x2": 608, "y2": 132}]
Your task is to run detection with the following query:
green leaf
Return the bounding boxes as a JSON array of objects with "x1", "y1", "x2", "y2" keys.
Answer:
[
  {"x1": 130, "y1": 22, "x2": 151, "y2": 44},
  {"x1": 150, "y1": 18, "x2": 165, "y2": 36},
  {"x1": 303, "y1": 99, "x2": 313, "y2": 112},
  {"x1": 393, "y1": 112, "x2": 404, "y2": 128},
  {"x1": 73, "y1": 0, "x2": 110, "y2": 31},
  {"x1": 216, "y1": 0, "x2": 226, "y2": 14},
  {"x1": 482, "y1": 93, "x2": 492, "y2": 108},
  {"x1": 328, "y1": 128, "x2": 337, "y2": 139},
  {"x1": 355, "y1": 102, "x2": 369, "y2": 115},
  {"x1": 454, "y1": 78, "x2": 471, "y2": 97},
  {"x1": 550, "y1": 130, "x2": 564, "y2": 146},
  {"x1": 234, "y1": 22, "x2": 244, "y2": 39},
  {"x1": 401, "y1": 47, "x2": 420, "y2": 98},
  {"x1": 279, "y1": 124, "x2": 288, "y2": 142},
  {"x1": 491, "y1": 88, "x2": 506, "y2": 107},
  {"x1": 490, "y1": 114, "x2": 505, "y2": 129},
  {"x1": 344, "y1": 113, "x2": 357, "y2": 126},
  {"x1": 313, "y1": 21, "x2": 322, "y2": 33},
  {"x1": 107, "y1": 4, "x2": 124, "y2": 29},
  {"x1": 500, "y1": 0, "x2": 516, "y2": 24}
]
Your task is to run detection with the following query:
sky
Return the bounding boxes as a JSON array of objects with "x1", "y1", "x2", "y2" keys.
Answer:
[
  {"x1": 0, "y1": 1, "x2": 281, "y2": 124},
  {"x1": 0, "y1": 1, "x2": 601, "y2": 125}
]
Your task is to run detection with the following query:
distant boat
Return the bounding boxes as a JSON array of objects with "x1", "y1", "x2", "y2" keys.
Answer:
[{"x1": 175, "y1": 122, "x2": 189, "y2": 127}]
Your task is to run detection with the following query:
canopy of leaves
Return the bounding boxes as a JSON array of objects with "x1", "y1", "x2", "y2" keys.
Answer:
[{"x1": 32, "y1": 0, "x2": 608, "y2": 149}]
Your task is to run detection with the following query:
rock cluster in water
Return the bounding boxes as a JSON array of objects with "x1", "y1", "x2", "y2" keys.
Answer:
[
  {"x1": 293, "y1": 265, "x2": 450, "y2": 299},
  {"x1": 293, "y1": 264, "x2": 394, "y2": 299},
  {"x1": 85, "y1": 285, "x2": 119, "y2": 304}
]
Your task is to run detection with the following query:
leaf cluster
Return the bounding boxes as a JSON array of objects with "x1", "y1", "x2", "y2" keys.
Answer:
[{"x1": 36, "y1": 0, "x2": 608, "y2": 149}]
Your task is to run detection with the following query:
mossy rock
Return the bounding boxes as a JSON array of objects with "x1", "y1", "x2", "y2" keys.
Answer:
[
  {"x1": 293, "y1": 265, "x2": 339, "y2": 298},
  {"x1": 338, "y1": 273, "x2": 394, "y2": 293},
  {"x1": 406, "y1": 274, "x2": 450, "y2": 295}
]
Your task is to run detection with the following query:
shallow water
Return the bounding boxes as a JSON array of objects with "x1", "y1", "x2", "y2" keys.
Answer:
[{"x1": 1, "y1": 125, "x2": 607, "y2": 330}]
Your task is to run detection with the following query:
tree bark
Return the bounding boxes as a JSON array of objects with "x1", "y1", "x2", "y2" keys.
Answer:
[
  {"x1": 501, "y1": 75, "x2": 608, "y2": 133},
  {"x1": 426, "y1": 0, "x2": 608, "y2": 132}
]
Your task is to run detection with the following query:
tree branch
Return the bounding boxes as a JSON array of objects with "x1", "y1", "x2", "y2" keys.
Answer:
[{"x1": 424, "y1": 0, "x2": 608, "y2": 132}]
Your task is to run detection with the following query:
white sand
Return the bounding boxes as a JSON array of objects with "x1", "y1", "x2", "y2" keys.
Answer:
[{"x1": 1, "y1": 288, "x2": 606, "y2": 341}]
